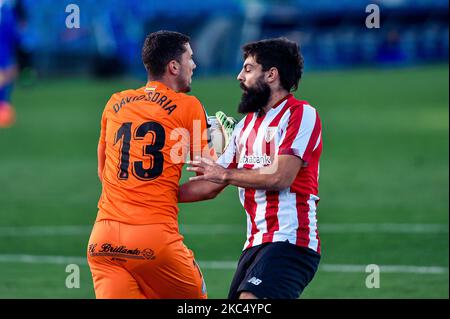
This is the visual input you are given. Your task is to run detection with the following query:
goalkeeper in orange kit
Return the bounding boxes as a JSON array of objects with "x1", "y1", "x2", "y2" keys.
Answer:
[{"x1": 88, "y1": 30, "x2": 237, "y2": 299}]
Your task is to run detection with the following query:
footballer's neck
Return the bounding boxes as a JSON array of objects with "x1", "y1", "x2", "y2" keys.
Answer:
[
  {"x1": 148, "y1": 76, "x2": 180, "y2": 92},
  {"x1": 262, "y1": 88, "x2": 290, "y2": 113}
]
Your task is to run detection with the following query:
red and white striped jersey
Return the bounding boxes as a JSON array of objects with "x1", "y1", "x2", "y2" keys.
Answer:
[{"x1": 217, "y1": 94, "x2": 322, "y2": 253}]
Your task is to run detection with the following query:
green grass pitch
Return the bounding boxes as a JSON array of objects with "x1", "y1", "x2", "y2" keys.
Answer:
[{"x1": 0, "y1": 64, "x2": 448, "y2": 298}]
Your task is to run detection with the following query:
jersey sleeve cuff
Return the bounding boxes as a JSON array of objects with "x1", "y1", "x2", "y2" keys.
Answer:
[
  {"x1": 278, "y1": 148, "x2": 310, "y2": 163},
  {"x1": 278, "y1": 148, "x2": 300, "y2": 157}
]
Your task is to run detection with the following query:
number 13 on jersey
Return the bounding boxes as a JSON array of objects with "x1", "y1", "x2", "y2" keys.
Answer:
[{"x1": 114, "y1": 121, "x2": 165, "y2": 181}]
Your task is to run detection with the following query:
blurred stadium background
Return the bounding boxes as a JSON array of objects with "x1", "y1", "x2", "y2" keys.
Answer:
[{"x1": 0, "y1": 0, "x2": 448, "y2": 298}]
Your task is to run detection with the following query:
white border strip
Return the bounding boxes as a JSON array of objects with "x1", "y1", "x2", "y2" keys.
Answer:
[{"x1": 0, "y1": 254, "x2": 447, "y2": 274}]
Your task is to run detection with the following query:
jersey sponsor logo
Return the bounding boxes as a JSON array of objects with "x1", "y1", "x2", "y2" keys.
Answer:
[
  {"x1": 88, "y1": 244, "x2": 97, "y2": 255},
  {"x1": 240, "y1": 154, "x2": 272, "y2": 166},
  {"x1": 99, "y1": 243, "x2": 141, "y2": 255},
  {"x1": 142, "y1": 248, "x2": 156, "y2": 260},
  {"x1": 88, "y1": 243, "x2": 156, "y2": 260},
  {"x1": 247, "y1": 277, "x2": 262, "y2": 286}
]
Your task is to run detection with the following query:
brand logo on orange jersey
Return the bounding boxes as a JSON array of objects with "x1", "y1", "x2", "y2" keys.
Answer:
[
  {"x1": 142, "y1": 248, "x2": 156, "y2": 260},
  {"x1": 89, "y1": 242, "x2": 156, "y2": 260},
  {"x1": 145, "y1": 86, "x2": 156, "y2": 92},
  {"x1": 88, "y1": 243, "x2": 97, "y2": 255},
  {"x1": 99, "y1": 243, "x2": 141, "y2": 255}
]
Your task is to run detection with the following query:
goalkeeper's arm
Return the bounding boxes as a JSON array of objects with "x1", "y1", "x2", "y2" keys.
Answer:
[
  {"x1": 178, "y1": 180, "x2": 227, "y2": 202},
  {"x1": 177, "y1": 111, "x2": 236, "y2": 203}
]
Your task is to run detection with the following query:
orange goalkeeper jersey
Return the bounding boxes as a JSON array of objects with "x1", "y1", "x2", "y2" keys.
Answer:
[{"x1": 96, "y1": 81, "x2": 215, "y2": 225}]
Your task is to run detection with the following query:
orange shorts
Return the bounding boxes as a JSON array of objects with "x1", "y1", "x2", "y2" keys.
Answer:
[{"x1": 87, "y1": 220, "x2": 207, "y2": 299}]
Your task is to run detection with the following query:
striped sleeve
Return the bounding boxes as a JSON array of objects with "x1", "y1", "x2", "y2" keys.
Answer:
[{"x1": 278, "y1": 104, "x2": 322, "y2": 164}]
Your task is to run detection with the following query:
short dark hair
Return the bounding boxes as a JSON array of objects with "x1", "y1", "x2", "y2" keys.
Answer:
[
  {"x1": 142, "y1": 30, "x2": 190, "y2": 78},
  {"x1": 242, "y1": 37, "x2": 304, "y2": 92}
]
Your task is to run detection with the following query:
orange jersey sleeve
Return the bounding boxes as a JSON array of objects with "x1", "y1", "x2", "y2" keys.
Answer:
[{"x1": 96, "y1": 81, "x2": 215, "y2": 225}]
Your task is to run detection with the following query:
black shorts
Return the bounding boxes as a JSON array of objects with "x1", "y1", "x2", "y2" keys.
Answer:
[{"x1": 228, "y1": 241, "x2": 320, "y2": 299}]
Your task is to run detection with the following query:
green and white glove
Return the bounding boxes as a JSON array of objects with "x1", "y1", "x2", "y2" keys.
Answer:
[{"x1": 215, "y1": 111, "x2": 237, "y2": 150}]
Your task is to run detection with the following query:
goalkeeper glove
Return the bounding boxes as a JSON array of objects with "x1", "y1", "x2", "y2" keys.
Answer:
[{"x1": 215, "y1": 111, "x2": 237, "y2": 150}]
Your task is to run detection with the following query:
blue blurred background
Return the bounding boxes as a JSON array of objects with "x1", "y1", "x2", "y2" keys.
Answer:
[{"x1": 2, "y1": 0, "x2": 449, "y2": 78}]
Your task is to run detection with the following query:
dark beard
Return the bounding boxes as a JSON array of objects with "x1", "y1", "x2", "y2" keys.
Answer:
[
  {"x1": 177, "y1": 77, "x2": 191, "y2": 93},
  {"x1": 179, "y1": 85, "x2": 191, "y2": 93},
  {"x1": 238, "y1": 80, "x2": 271, "y2": 114},
  {"x1": 176, "y1": 67, "x2": 191, "y2": 93}
]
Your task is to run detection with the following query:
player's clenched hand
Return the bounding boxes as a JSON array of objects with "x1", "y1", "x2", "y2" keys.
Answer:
[{"x1": 187, "y1": 156, "x2": 227, "y2": 183}]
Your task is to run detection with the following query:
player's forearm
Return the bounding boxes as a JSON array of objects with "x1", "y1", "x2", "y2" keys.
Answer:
[
  {"x1": 224, "y1": 166, "x2": 289, "y2": 190},
  {"x1": 178, "y1": 180, "x2": 227, "y2": 202}
]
